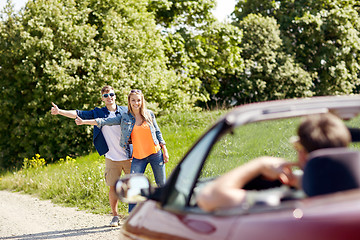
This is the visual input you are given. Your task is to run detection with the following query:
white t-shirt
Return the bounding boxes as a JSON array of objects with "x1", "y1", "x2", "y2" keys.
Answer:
[{"x1": 102, "y1": 111, "x2": 128, "y2": 161}]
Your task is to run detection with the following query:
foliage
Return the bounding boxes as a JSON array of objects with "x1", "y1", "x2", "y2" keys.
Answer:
[
  {"x1": 148, "y1": 0, "x2": 216, "y2": 28},
  {"x1": 1, "y1": 0, "x2": 360, "y2": 169},
  {"x1": 163, "y1": 22, "x2": 244, "y2": 108},
  {"x1": 234, "y1": 0, "x2": 360, "y2": 95},
  {"x1": 148, "y1": 0, "x2": 246, "y2": 108},
  {"x1": 229, "y1": 14, "x2": 313, "y2": 104},
  {"x1": 0, "y1": 0, "x2": 201, "y2": 169}
]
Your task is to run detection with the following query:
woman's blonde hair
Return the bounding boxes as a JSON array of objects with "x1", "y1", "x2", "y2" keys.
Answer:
[{"x1": 128, "y1": 90, "x2": 153, "y2": 125}]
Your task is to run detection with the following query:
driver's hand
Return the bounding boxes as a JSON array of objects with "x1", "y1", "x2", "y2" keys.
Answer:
[{"x1": 258, "y1": 157, "x2": 300, "y2": 187}]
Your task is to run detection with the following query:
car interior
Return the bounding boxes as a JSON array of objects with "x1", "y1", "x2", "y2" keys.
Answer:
[
  {"x1": 183, "y1": 115, "x2": 360, "y2": 215},
  {"x1": 302, "y1": 148, "x2": 360, "y2": 197}
]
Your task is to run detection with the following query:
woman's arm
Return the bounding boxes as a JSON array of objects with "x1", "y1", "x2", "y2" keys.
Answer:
[
  {"x1": 150, "y1": 111, "x2": 166, "y2": 145},
  {"x1": 95, "y1": 114, "x2": 122, "y2": 127},
  {"x1": 149, "y1": 111, "x2": 169, "y2": 162},
  {"x1": 75, "y1": 116, "x2": 98, "y2": 125}
]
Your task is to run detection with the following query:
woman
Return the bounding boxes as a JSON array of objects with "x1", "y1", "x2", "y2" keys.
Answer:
[{"x1": 75, "y1": 89, "x2": 169, "y2": 188}]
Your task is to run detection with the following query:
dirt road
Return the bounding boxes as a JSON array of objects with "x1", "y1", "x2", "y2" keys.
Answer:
[{"x1": 0, "y1": 190, "x2": 123, "y2": 240}]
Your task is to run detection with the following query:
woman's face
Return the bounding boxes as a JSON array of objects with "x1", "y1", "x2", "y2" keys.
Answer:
[{"x1": 129, "y1": 94, "x2": 142, "y2": 111}]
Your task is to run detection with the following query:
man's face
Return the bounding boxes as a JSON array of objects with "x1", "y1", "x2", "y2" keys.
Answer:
[
  {"x1": 101, "y1": 90, "x2": 116, "y2": 105},
  {"x1": 297, "y1": 148, "x2": 308, "y2": 170}
]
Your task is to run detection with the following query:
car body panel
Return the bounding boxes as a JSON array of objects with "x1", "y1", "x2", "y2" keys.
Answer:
[
  {"x1": 121, "y1": 200, "x2": 239, "y2": 240},
  {"x1": 229, "y1": 190, "x2": 360, "y2": 240}
]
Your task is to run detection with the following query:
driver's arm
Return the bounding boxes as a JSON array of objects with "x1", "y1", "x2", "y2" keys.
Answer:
[{"x1": 196, "y1": 157, "x2": 292, "y2": 212}]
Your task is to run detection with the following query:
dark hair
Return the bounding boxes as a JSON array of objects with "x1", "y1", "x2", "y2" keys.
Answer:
[
  {"x1": 101, "y1": 85, "x2": 114, "y2": 94},
  {"x1": 298, "y1": 113, "x2": 351, "y2": 153}
]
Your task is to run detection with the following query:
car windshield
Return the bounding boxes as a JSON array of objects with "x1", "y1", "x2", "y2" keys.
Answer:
[
  {"x1": 163, "y1": 108, "x2": 360, "y2": 212},
  {"x1": 200, "y1": 118, "x2": 299, "y2": 179},
  {"x1": 186, "y1": 114, "x2": 360, "y2": 211}
]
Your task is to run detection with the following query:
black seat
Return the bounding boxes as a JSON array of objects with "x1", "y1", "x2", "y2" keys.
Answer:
[{"x1": 302, "y1": 148, "x2": 360, "y2": 197}]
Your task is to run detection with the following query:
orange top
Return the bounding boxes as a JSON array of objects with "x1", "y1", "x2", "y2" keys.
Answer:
[{"x1": 131, "y1": 121, "x2": 161, "y2": 159}]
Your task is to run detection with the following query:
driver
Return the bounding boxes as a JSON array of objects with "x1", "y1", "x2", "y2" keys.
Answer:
[{"x1": 197, "y1": 112, "x2": 351, "y2": 212}]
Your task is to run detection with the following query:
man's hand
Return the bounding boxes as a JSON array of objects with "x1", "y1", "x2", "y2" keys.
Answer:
[
  {"x1": 258, "y1": 157, "x2": 300, "y2": 187},
  {"x1": 51, "y1": 102, "x2": 60, "y2": 115}
]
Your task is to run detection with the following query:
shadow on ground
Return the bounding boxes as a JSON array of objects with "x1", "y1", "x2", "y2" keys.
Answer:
[{"x1": 0, "y1": 225, "x2": 119, "y2": 240}]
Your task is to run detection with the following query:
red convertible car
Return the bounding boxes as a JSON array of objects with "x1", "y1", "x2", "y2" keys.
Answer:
[{"x1": 116, "y1": 95, "x2": 360, "y2": 240}]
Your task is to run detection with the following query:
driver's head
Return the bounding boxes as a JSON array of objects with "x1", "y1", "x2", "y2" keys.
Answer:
[{"x1": 297, "y1": 112, "x2": 351, "y2": 154}]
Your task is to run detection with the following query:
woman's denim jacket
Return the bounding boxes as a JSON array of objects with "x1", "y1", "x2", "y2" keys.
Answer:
[{"x1": 96, "y1": 110, "x2": 165, "y2": 158}]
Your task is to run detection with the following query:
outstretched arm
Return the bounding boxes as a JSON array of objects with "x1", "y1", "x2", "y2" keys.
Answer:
[
  {"x1": 75, "y1": 116, "x2": 98, "y2": 126},
  {"x1": 51, "y1": 102, "x2": 77, "y2": 119},
  {"x1": 197, "y1": 157, "x2": 296, "y2": 212}
]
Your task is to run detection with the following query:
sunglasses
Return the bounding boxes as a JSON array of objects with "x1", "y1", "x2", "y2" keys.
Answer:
[
  {"x1": 290, "y1": 136, "x2": 304, "y2": 151},
  {"x1": 130, "y1": 89, "x2": 142, "y2": 94},
  {"x1": 102, "y1": 92, "x2": 115, "y2": 98}
]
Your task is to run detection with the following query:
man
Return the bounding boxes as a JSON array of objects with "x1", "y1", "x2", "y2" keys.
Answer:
[
  {"x1": 51, "y1": 85, "x2": 130, "y2": 227},
  {"x1": 197, "y1": 112, "x2": 351, "y2": 212}
]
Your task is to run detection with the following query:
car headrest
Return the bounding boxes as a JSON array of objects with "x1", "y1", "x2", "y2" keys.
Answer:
[{"x1": 302, "y1": 148, "x2": 360, "y2": 197}]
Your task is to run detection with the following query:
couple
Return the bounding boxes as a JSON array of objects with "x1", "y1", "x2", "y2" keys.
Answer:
[{"x1": 51, "y1": 86, "x2": 169, "y2": 227}]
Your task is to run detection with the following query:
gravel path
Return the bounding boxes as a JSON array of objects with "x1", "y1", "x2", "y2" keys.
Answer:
[{"x1": 0, "y1": 190, "x2": 124, "y2": 240}]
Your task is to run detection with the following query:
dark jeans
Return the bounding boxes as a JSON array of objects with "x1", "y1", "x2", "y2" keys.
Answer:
[{"x1": 129, "y1": 150, "x2": 166, "y2": 212}]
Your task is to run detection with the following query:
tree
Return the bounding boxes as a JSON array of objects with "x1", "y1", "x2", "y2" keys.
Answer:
[
  {"x1": 163, "y1": 22, "x2": 244, "y2": 108},
  {"x1": 231, "y1": 14, "x2": 313, "y2": 104},
  {"x1": 0, "y1": 0, "x2": 200, "y2": 168},
  {"x1": 148, "y1": 0, "x2": 216, "y2": 28},
  {"x1": 234, "y1": 0, "x2": 360, "y2": 95}
]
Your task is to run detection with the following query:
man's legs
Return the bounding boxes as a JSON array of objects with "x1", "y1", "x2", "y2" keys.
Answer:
[
  {"x1": 105, "y1": 158, "x2": 132, "y2": 226},
  {"x1": 109, "y1": 186, "x2": 119, "y2": 216}
]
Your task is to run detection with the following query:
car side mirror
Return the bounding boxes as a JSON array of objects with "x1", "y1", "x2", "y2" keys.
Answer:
[{"x1": 115, "y1": 174, "x2": 152, "y2": 203}]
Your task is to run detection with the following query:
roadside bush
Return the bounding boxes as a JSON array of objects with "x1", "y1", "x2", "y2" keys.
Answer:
[{"x1": 0, "y1": 0, "x2": 202, "y2": 169}]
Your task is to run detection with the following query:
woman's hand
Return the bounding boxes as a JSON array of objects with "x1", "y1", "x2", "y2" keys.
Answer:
[
  {"x1": 75, "y1": 117, "x2": 98, "y2": 126},
  {"x1": 161, "y1": 145, "x2": 169, "y2": 163},
  {"x1": 75, "y1": 116, "x2": 84, "y2": 125}
]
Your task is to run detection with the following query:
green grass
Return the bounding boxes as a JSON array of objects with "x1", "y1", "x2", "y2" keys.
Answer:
[
  {"x1": 0, "y1": 110, "x2": 226, "y2": 216},
  {"x1": 0, "y1": 154, "x2": 114, "y2": 214},
  {"x1": 201, "y1": 118, "x2": 301, "y2": 178},
  {"x1": 1, "y1": 110, "x2": 360, "y2": 217}
]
